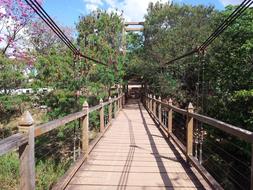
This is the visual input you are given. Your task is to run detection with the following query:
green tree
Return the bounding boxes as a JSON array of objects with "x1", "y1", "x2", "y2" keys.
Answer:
[{"x1": 76, "y1": 10, "x2": 125, "y2": 96}]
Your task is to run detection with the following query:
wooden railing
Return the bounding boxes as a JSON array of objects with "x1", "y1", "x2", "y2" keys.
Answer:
[
  {"x1": 143, "y1": 94, "x2": 253, "y2": 190},
  {"x1": 0, "y1": 94, "x2": 125, "y2": 190}
]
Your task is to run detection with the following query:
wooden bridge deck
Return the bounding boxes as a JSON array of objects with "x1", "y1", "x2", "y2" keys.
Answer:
[{"x1": 66, "y1": 99, "x2": 211, "y2": 190}]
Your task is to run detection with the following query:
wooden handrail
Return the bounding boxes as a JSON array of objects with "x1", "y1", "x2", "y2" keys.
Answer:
[
  {"x1": 143, "y1": 94, "x2": 253, "y2": 190},
  {"x1": 35, "y1": 95, "x2": 124, "y2": 137},
  {"x1": 0, "y1": 93, "x2": 125, "y2": 190},
  {"x1": 35, "y1": 111, "x2": 86, "y2": 137},
  {"x1": 145, "y1": 95, "x2": 253, "y2": 142},
  {"x1": 0, "y1": 133, "x2": 28, "y2": 156},
  {"x1": 188, "y1": 112, "x2": 253, "y2": 143}
]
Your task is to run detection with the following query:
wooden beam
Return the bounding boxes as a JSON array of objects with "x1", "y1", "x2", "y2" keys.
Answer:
[
  {"x1": 125, "y1": 21, "x2": 144, "y2": 26},
  {"x1": 108, "y1": 97, "x2": 112, "y2": 125},
  {"x1": 35, "y1": 111, "x2": 86, "y2": 137},
  {"x1": 186, "y1": 103, "x2": 194, "y2": 159},
  {"x1": 158, "y1": 97, "x2": 162, "y2": 122},
  {"x1": 82, "y1": 101, "x2": 89, "y2": 155},
  {"x1": 0, "y1": 133, "x2": 28, "y2": 156},
  {"x1": 146, "y1": 94, "x2": 253, "y2": 143},
  {"x1": 125, "y1": 27, "x2": 144, "y2": 32},
  {"x1": 99, "y1": 99, "x2": 104, "y2": 132},
  {"x1": 114, "y1": 96, "x2": 117, "y2": 118},
  {"x1": 168, "y1": 98, "x2": 173, "y2": 136},
  {"x1": 18, "y1": 111, "x2": 35, "y2": 190}
]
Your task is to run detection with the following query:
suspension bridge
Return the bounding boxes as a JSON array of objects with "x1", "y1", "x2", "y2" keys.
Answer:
[
  {"x1": 0, "y1": 93, "x2": 252, "y2": 189},
  {"x1": 1, "y1": 0, "x2": 253, "y2": 189}
]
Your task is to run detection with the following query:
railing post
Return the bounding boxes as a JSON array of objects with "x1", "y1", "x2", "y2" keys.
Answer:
[
  {"x1": 82, "y1": 101, "x2": 89, "y2": 155},
  {"x1": 118, "y1": 95, "x2": 121, "y2": 111},
  {"x1": 168, "y1": 98, "x2": 173, "y2": 137},
  {"x1": 151, "y1": 94, "x2": 153, "y2": 112},
  {"x1": 148, "y1": 94, "x2": 152, "y2": 112},
  {"x1": 145, "y1": 94, "x2": 148, "y2": 108},
  {"x1": 119, "y1": 95, "x2": 122, "y2": 110},
  {"x1": 149, "y1": 94, "x2": 152, "y2": 110},
  {"x1": 147, "y1": 94, "x2": 149, "y2": 109},
  {"x1": 99, "y1": 98, "x2": 104, "y2": 132},
  {"x1": 153, "y1": 95, "x2": 156, "y2": 116},
  {"x1": 121, "y1": 94, "x2": 124, "y2": 109},
  {"x1": 122, "y1": 93, "x2": 125, "y2": 107},
  {"x1": 108, "y1": 97, "x2": 112, "y2": 125},
  {"x1": 114, "y1": 96, "x2": 117, "y2": 117},
  {"x1": 158, "y1": 96, "x2": 162, "y2": 122},
  {"x1": 18, "y1": 111, "x2": 35, "y2": 190},
  {"x1": 251, "y1": 145, "x2": 253, "y2": 190},
  {"x1": 186, "y1": 102, "x2": 194, "y2": 160}
]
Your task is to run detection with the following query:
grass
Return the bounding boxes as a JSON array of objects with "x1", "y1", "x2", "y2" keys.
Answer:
[
  {"x1": 0, "y1": 152, "x2": 19, "y2": 190},
  {"x1": 0, "y1": 103, "x2": 101, "y2": 189},
  {"x1": 36, "y1": 158, "x2": 72, "y2": 189},
  {"x1": 0, "y1": 121, "x2": 77, "y2": 190},
  {"x1": 0, "y1": 152, "x2": 72, "y2": 190}
]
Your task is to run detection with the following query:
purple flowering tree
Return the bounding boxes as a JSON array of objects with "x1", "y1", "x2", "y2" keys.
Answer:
[{"x1": 0, "y1": 0, "x2": 43, "y2": 56}]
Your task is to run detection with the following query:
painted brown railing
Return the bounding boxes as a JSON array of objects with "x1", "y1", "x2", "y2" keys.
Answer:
[
  {"x1": 0, "y1": 94, "x2": 125, "y2": 190},
  {"x1": 143, "y1": 94, "x2": 253, "y2": 190}
]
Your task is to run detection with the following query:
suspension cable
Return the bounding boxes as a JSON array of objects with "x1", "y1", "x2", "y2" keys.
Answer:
[
  {"x1": 31, "y1": 0, "x2": 78, "y2": 52},
  {"x1": 24, "y1": 0, "x2": 108, "y2": 66},
  {"x1": 199, "y1": 0, "x2": 253, "y2": 51},
  {"x1": 163, "y1": 0, "x2": 252, "y2": 65},
  {"x1": 24, "y1": 0, "x2": 76, "y2": 53}
]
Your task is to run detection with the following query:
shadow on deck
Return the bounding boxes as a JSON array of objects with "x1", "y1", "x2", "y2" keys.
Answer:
[{"x1": 65, "y1": 99, "x2": 211, "y2": 190}]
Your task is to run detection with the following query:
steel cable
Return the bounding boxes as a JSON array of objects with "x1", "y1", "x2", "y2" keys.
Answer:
[{"x1": 24, "y1": 0, "x2": 108, "y2": 66}]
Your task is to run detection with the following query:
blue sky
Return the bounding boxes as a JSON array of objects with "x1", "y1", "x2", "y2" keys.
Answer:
[{"x1": 43, "y1": 0, "x2": 241, "y2": 28}]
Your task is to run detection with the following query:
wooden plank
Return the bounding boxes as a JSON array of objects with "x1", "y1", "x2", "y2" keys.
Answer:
[
  {"x1": 125, "y1": 22, "x2": 144, "y2": 25},
  {"x1": 34, "y1": 96, "x2": 123, "y2": 137},
  {"x1": 147, "y1": 95, "x2": 253, "y2": 143},
  {"x1": 125, "y1": 27, "x2": 144, "y2": 32},
  {"x1": 158, "y1": 97, "x2": 162, "y2": 122},
  {"x1": 66, "y1": 185, "x2": 201, "y2": 190},
  {"x1": 168, "y1": 99, "x2": 173, "y2": 135},
  {"x1": 108, "y1": 98, "x2": 112, "y2": 124},
  {"x1": 114, "y1": 96, "x2": 117, "y2": 118},
  {"x1": 18, "y1": 111, "x2": 35, "y2": 190},
  {"x1": 82, "y1": 102, "x2": 89, "y2": 155},
  {"x1": 52, "y1": 96, "x2": 123, "y2": 189},
  {"x1": 169, "y1": 105, "x2": 187, "y2": 115},
  {"x1": 66, "y1": 99, "x2": 211, "y2": 190},
  {"x1": 251, "y1": 145, "x2": 253, "y2": 190},
  {"x1": 150, "y1": 96, "x2": 187, "y2": 115},
  {"x1": 145, "y1": 96, "x2": 226, "y2": 189},
  {"x1": 0, "y1": 133, "x2": 28, "y2": 156},
  {"x1": 145, "y1": 98, "x2": 220, "y2": 189},
  {"x1": 186, "y1": 103, "x2": 194, "y2": 157},
  {"x1": 52, "y1": 114, "x2": 115, "y2": 190},
  {"x1": 188, "y1": 155, "x2": 223, "y2": 190},
  {"x1": 99, "y1": 100, "x2": 104, "y2": 132},
  {"x1": 170, "y1": 133, "x2": 186, "y2": 154},
  {"x1": 89, "y1": 104, "x2": 102, "y2": 112}
]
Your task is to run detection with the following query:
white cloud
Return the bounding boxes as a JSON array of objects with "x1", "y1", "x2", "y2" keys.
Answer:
[
  {"x1": 86, "y1": 3, "x2": 99, "y2": 11},
  {"x1": 219, "y1": 0, "x2": 243, "y2": 6},
  {"x1": 118, "y1": 0, "x2": 169, "y2": 21},
  {"x1": 84, "y1": 0, "x2": 103, "y2": 5},
  {"x1": 83, "y1": 0, "x2": 103, "y2": 11},
  {"x1": 105, "y1": 0, "x2": 117, "y2": 7},
  {"x1": 83, "y1": 0, "x2": 170, "y2": 21}
]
